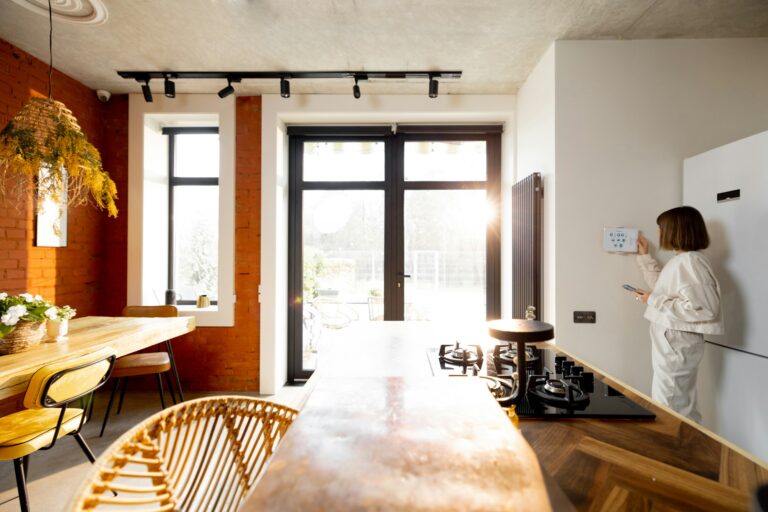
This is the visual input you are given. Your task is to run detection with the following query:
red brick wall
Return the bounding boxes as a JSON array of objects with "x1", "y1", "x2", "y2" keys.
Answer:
[
  {"x1": 98, "y1": 95, "x2": 129, "y2": 316},
  {"x1": 173, "y1": 96, "x2": 262, "y2": 391}
]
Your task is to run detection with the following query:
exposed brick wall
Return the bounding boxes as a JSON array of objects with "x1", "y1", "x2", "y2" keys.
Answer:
[
  {"x1": 98, "y1": 95, "x2": 129, "y2": 316},
  {"x1": 173, "y1": 96, "x2": 262, "y2": 391}
]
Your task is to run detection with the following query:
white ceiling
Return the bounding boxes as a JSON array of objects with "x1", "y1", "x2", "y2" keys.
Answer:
[{"x1": 1, "y1": 0, "x2": 767, "y2": 96}]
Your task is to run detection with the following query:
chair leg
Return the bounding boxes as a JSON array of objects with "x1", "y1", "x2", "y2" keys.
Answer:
[
  {"x1": 100, "y1": 378, "x2": 120, "y2": 438},
  {"x1": 13, "y1": 458, "x2": 30, "y2": 512},
  {"x1": 166, "y1": 340, "x2": 185, "y2": 402},
  {"x1": 116, "y1": 378, "x2": 129, "y2": 415},
  {"x1": 165, "y1": 371, "x2": 178, "y2": 405},
  {"x1": 22, "y1": 454, "x2": 29, "y2": 477},
  {"x1": 87, "y1": 391, "x2": 96, "y2": 421},
  {"x1": 73, "y1": 432, "x2": 96, "y2": 463},
  {"x1": 156, "y1": 373, "x2": 167, "y2": 409}
]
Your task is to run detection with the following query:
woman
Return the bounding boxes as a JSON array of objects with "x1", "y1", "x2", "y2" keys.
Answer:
[{"x1": 634, "y1": 206, "x2": 723, "y2": 423}]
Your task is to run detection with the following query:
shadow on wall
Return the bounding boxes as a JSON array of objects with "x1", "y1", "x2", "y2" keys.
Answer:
[{"x1": 699, "y1": 220, "x2": 745, "y2": 433}]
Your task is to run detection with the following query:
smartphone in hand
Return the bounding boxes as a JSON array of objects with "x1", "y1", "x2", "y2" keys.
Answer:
[{"x1": 622, "y1": 284, "x2": 639, "y2": 293}]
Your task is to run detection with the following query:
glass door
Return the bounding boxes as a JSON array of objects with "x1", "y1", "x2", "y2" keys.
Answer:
[
  {"x1": 288, "y1": 127, "x2": 501, "y2": 381},
  {"x1": 401, "y1": 140, "x2": 493, "y2": 324}
]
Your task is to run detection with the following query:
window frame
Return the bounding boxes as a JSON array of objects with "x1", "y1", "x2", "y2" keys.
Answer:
[
  {"x1": 287, "y1": 125, "x2": 502, "y2": 382},
  {"x1": 162, "y1": 126, "x2": 220, "y2": 306}
]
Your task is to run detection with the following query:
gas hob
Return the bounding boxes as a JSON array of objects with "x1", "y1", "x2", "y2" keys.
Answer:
[{"x1": 428, "y1": 342, "x2": 655, "y2": 420}]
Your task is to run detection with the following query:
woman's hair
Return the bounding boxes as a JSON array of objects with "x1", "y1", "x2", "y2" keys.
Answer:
[{"x1": 657, "y1": 206, "x2": 710, "y2": 251}]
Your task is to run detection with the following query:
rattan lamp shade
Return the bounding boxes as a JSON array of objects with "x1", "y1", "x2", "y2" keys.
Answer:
[{"x1": 9, "y1": 97, "x2": 83, "y2": 151}]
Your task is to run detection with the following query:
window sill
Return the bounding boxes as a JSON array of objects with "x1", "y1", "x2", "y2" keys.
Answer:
[{"x1": 176, "y1": 303, "x2": 233, "y2": 327}]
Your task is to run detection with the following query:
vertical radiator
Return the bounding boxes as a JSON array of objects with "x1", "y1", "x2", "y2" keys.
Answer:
[{"x1": 511, "y1": 172, "x2": 543, "y2": 319}]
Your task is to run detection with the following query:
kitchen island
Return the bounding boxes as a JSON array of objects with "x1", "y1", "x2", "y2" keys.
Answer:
[{"x1": 247, "y1": 322, "x2": 768, "y2": 511}]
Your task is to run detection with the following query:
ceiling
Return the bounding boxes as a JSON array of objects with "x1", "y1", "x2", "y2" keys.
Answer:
[{"x1": 1, "y1": 0, "x2": 767, "y2": 96}]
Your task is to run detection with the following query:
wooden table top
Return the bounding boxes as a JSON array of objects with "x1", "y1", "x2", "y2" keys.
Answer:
[
  {"x1": 0, "y1": 316, "x2": 195, "y2": 400},
  {"x1": 244, "y1": 376, "x2": 551, "y2": 511}
]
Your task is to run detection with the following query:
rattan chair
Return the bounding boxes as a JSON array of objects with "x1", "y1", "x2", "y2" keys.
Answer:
[
  {"x1": 73, "y1": 396, "x2": 298, "y2": 511},
  {"x1": 99, "y1": 305, "x2": 184, "y2": 437},
  {"x1": 0, "y1": 348, "x2": 116, "y2": 512}
]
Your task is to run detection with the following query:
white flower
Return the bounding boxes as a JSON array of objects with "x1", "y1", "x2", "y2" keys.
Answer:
[
  {"x1": 1, "y1": 313, "x2": 19, "y2": 326},
  {"x1": 45, "y1": 307, "x2": 58, "y2": 321},
  {"x1": 0, "y1": 292, "x2": 7, "y2": 300},
  {"x1": 19, "y1": 293, "x2": 33, "y2": 303},
  {"x1": 34, "y1": 295, "x2": 43, "y2": 302},
  {"x1": 9, "y1": 305, "x2": 27, "y2": 318}
]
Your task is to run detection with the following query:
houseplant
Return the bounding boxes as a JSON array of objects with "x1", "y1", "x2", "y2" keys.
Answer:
[
  {"x1": 0, "y1": 292, "x2": 60, "y2": 354},
  {"x1": 46, "y1": 304, "x2": 76, "y2": 340}
]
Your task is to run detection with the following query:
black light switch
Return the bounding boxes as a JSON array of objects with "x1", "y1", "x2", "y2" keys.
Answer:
[{"x1": 573, "y1": 311, "x2": 596, "y2": 323}]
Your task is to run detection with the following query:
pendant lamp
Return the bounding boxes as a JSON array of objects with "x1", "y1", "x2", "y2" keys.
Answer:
[{"x1": 0, "y1": 0, "x2": 118, "y2": 217}]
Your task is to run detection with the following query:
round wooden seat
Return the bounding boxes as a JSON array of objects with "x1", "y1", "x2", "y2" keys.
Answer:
[{"x1": 111, "y1": 353, "x2": 171, "y2": 378}]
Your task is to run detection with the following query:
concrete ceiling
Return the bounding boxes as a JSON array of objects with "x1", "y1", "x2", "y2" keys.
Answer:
[{"x1": 1, "y1": 0, "x2": 767, "y2": 96}]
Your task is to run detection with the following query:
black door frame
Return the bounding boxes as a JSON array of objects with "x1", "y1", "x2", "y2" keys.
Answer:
[{"x1": 287, "y1": 125, "x2": 502, "y2": 382}]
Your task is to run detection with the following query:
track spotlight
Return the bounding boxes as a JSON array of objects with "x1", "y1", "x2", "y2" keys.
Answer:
[
  {"x1": 280, "y1": 78, "x2": 290, "y2": 98},
  {"x1": 218, "y1": 79, "x2": 235, "y2": 99},
  {"x1": 164, "y1": 76, "x2": 175, "y2": 98},
  {"x1": 429, "y1": 77, "x2": 438, "y2": 99},
  {"x1": 141, "y1": 79, "x2": 153, "y2": 103},
  {"x1": 353, "y1": 77, "x2": 361, "y2": 99}
]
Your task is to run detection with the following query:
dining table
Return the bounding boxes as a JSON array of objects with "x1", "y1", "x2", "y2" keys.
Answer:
[{"x1": 0, "y1": 315, "x2": 196, "y2": 401}]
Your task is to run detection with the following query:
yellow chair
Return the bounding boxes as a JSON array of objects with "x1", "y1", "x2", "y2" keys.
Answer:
[
  {"x1": 72, "y1": 396, "x2": 298, "y2": 511},
  {"x1": 0, "y1": 348, "x2": 116, "y2": 512},
  {"x1": 99, "y1": 305, "x2": 183, "y2": 437}
]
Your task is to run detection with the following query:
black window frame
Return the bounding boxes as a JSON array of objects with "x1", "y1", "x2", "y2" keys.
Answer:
[
  {"x1": 162, "y1": 126, "x2": 220, "y2": 306},
  {"x1": 287, "y1": 125, "x2": 502, "y2": 382}
]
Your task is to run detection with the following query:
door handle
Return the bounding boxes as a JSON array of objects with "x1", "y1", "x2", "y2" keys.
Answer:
[{"x1": 397, "y1": 272, "x2": 411, "y2": 278}]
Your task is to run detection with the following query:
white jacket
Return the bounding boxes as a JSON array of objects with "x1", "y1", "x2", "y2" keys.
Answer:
[{"x1": 637, "y1": 251, "x2": 724, "y2": 335}]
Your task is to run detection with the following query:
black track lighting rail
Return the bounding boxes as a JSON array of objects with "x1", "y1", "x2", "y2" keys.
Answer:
[
  {"x1": 117, "y1": 70, "x2": 461, "y2": 81},
  {"x1": 118, "y1": 70, "x2": 460, "y2": 101}
]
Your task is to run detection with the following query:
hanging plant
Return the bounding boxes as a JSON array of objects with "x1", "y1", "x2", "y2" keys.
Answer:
[
  {"x1": 0, "y1": 97, "x2": 118, "y2": 217},
  {"x1": 0, "y1": 0, "x2": 117, "y2": 218}
]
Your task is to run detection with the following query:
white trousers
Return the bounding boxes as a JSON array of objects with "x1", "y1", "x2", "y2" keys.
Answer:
[{"x1": 649, "y1": 324, "x2": 705, "y2": 423}]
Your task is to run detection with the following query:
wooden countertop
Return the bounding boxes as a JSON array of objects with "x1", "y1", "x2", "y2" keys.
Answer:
[
  {"x1": 251, "y1": 322, "x2": 768, "y2": 511},
  {"x1": 244, "y1": 376, "x2": 551, "y2": 511},
  {"x1": 0, "y1": 315, "x2": 195, "y2": 400}
]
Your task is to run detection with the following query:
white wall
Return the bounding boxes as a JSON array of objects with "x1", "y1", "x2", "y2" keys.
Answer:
[
  {"x1": 515, "y1": 38, "x2": 768, "y2": 460},
  {"x1": 260, "y1": 94, "x2": 516, "y2": 394},
  {"x1": 516, "y1": 44, "x2": 556, "y2": 324}
]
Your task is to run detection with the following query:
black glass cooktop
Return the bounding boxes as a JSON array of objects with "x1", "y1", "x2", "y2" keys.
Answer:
[{"x1": 427, "y1": 344, "x2": 655, "y2": 420}]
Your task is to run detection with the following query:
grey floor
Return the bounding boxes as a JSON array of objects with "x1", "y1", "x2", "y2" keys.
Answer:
[{"x1": 0, "y1": 383, "x2": 309, "y2": 512}]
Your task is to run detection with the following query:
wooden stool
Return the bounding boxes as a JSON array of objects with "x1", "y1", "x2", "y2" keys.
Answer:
[{"x1": 98, "y1": 305, "x2": 184, "y2": 437}]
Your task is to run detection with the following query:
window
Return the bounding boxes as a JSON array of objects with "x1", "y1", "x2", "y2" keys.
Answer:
[{"x1": 162, "y1": 127, "x2": 220, "y2": 306}]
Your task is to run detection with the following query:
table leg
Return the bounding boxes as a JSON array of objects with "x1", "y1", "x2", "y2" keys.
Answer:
[{"x1": 165, "y1": 339, "x2": 185, "y2": 402}]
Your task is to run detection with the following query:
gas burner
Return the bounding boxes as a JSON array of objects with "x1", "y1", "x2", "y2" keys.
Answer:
[
  {"x1": 527, "y1": 374, "x2": 590, "y2": 409},
  {"x1": 439, "y1": 342, "x2": 483, "y2": 368},
  {"x1": 479, "y1": 376, "x2": 516, "y2": 401},
  {"x1": 543, "y1": 379, "x2": 566, "y2": 396},
  {"x1": 494, "y1": 343, "x2": 540, "y2": 366}
]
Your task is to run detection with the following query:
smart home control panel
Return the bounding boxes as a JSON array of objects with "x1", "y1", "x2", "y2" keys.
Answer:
[{"x1": 603, "y1": 227, "x2": 638, "y2": 253}]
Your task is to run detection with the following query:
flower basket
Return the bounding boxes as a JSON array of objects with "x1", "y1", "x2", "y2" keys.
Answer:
[{"x1": 0, "y1": 320, "x2": 46, "y2": 355}]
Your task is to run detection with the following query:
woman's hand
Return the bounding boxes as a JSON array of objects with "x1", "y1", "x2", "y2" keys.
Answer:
[
  {"x1": 637, "y1": 233, "x2": 649, "y2": 255},
  {"x1": 634, "y1": 289, "x2": 650, "y2": 304}
]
